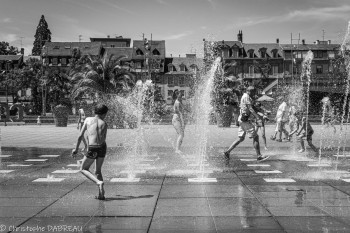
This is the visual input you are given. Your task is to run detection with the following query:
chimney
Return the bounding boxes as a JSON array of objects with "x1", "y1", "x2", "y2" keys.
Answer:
[
  {"x1": 107, "y1": 35, "x2": 110, "y2": 38},
  {"x1": 316, "y1": 40, "x2": 320, "y2": 44},
  {"x1": 186, "y1": 54, "x2": 196, "y2": 58},
  {"x1": 276, "y1": 38, "x2": 279, "y2": 44},
  {"x1": 328, "y1": 40, "x2": 331, "y2": 44},
  {"x1": 170, "y1": 54, "x2": 172, "y2": 57},
  {"x1": 179, "y1": 54, "x2": 180, "y2": 57},
  {"x1": 237, "y1": 30, "x2": 243, "y2": 42},
  {"x1": 302, "y1": 39, "x2": 305, "y2": 45},
  {"x1": 20, "y1": 48, "x2": 24, "y2": 55}
]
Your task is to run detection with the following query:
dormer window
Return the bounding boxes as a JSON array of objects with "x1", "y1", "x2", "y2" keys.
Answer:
[
  {"x1": 152, "y1": 49, "x2": 160, "y2": 56},
  {"x1": 249, "y1": 65, "x2": 254, "y2": 76},
  {"x1": 136, "y1": 49, "x2": 144, "y2": 56},
  {"x1": 248, "y1": 50, "x2": 254, "y2": 58},
  {"x1": 179, "y1": 64, "x2": 186, "y2": 72},
  {"x1": 190, "y1": 64, "x2": 197, "y2": 72},
  {"x1": 111, "y1": 44, "x2": 115, "y2": 48},
  {"x1": 53, "y1": 46, "x2": 60, "y2": 50},
  {"x1": 230, "y1": 46, "x2": 239, "y2": 58},
  {"x1": 272, "y1": 49, "x2": 278, "y2": 58},
  {"x1": 168, "y1": 64, "x2": 174, "y2": 72},
  {"x1": 65, "y1": 46, "x2": 71, "y2": 49},
  {"x1": 260, "y1": 48, "x2": 267, "y2": 58}
]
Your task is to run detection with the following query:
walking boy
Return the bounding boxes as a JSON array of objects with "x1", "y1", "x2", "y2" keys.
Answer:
[
  {"x1": 271, "y1": 101, "x2": 290, "y2": 142},
  {"x1": 289, "y1": 111, "x2": 319, "y2": 155},
  {"x1": 72, "y1": 104, "x2": 109, "y2": 200}
]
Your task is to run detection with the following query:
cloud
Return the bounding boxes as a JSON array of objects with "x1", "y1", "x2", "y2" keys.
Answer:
[
  {"x1": 2, "y1": 18, "x2": 12, "y2": 23},
  {"x1": 200, "y1": 26, "x2": 207, "y2": 30},
  {"x1": 233, "y1": 5, "x2": 350, "y2": 28},
  {"x1": 207, "y1": 0, "x2": 215, "y2": 8},
  {"x1": 0, "y1": 33, "x2": 18, "y2": 42},
  {"x1": 155, "y1": 0, "x2": 167, "y2": 4},
  {"x1": 98, "y1": 0, "x2": 136, "y2": 15},
  {"x1": 163, "y1": 31, "x2": 193, "y2": 40}
]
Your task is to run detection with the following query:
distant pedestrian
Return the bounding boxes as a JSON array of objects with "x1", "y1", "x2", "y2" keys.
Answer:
[{"x1": 36, "y1": 116, "x2": 41, "y2": 126}]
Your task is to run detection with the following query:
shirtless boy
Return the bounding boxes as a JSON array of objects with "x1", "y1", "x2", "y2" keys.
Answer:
[{"x1": 72, "y1": 104, "x2": 109, "y2": 200}]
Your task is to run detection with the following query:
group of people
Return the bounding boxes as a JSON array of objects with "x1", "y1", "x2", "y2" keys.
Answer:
[{"x1": 71, "y1": 87, "x2": 321, "y2": 200}]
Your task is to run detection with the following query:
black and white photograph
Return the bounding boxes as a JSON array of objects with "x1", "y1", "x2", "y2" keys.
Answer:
[{"x1": 1, "y1": 0, "x2": 350, "y2": 232}]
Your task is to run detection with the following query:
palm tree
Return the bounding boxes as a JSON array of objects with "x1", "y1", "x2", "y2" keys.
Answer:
[{"x1": 70, "y1": 53, "x2": 135, "y2": 101}]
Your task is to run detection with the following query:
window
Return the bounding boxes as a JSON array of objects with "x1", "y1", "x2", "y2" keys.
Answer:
[
  {"x1": 61, "y1": 58, "x2": 67, "y2": 65},
  {"x1": 249, "y1": 65, "x2": 254, "y2": 76},
  {"x1": 53, "y1": 46, "x2": 60, "y2": 50},
  {"x1": 328, "y1": 51, "x2": 335, "y2": 59},
  {"x1": 179, "y1": 64, "x2": 186, "y2": 71},
  {"x1": 52, "y1": 58, "x2": 58, "y2": 65},
  {"x1": 152, "y1": 49, "x2": 160, "y2": 56},
  {"x1": 272, "y1": 65, "x2": 278, "y2": 75},
  {"x1": 136, "y1": 49, "x2": 144, "y2": 56},
  {"x1": 111, "y1": 44, "x2": 115, "y2": 48},
  {"x1": 168, "y1": 77, "x2": 174, "y2": 85},
  {"x1": 135, "y1": 62, "x2": 141, "y2": 69},
  {"x1": 314, "y1": 50, "x2": 323, "y2": 58},
  {"x1": 168, "y1": 64, "x2": 174, "y2": 72},
  {"x1": 190, "y1": 64, "x2": 197, "y2": 72},
  {"x1": 316, "y1": 65, "x2": 323, "y2": 74},
  {"x1": 248, "y1": 50, "x2": 254, "y2": 58},
  {"x1": 167, "y1": 90, "x2": 173, "y2": 98},
  {"x1": 180, "y1": 90, "x2": 185, "y2": 98},
  {"x1": 272, "y1": 50, "x2": 278, "y2": 58},
  {"x1": 64, "y1": 46, "x2": 70, "y2": 49},
  {"x1": 232, "y1": 48, "x2": 238, "y2": 58},
  {"x1": 179, "y1": 77, "x2": 185, "y2": 85},
  {"x1": 260, "y1": 49, "x2": 266, "y2": 58}
]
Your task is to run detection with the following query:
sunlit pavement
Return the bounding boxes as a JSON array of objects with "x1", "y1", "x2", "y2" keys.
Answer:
[{"x1": 1, "y1": 124, "x2": 350, "y2": 232}]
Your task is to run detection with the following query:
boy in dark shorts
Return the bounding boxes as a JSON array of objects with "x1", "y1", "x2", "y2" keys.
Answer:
[
  {"x1": 72, "y1": 104, "x2": 109, "y2": 200},
  {"x1": 289, "y1": 111, "x2": 319, "y2": 155}
]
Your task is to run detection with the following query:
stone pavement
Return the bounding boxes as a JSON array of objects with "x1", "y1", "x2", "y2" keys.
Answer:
[{"x1": 0, "y1": 124, "x2": 350, "y2": 232}]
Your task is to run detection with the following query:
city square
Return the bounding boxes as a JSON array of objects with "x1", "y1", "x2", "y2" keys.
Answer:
[{"x1": 1, "y1": 0, "x2": 350, "y2": 232}]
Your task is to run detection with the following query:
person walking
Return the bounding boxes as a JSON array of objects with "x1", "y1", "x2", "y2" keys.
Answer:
[
  {"x1": 271, "y1": 101, "x2": 290, "y2": 142},
  {"x1": 223, "y1": 86, "x2": 269, "y2": 162},
  {"x1": 72, "y1": 104, "x2": 109, "y2": 200}
]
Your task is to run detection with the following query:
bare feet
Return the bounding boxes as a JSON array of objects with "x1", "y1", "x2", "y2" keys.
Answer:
[
  {"x1": 97, "y1": 181, "x2": 105, "y2": 200},
  {"x1": 264, "y1": 146, "x2": 268, "y2": 151}
]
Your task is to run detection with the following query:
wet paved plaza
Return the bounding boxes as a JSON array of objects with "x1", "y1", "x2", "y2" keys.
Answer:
[{"x1": 1, "y1": 124, "x2": 350, "y2": 232}]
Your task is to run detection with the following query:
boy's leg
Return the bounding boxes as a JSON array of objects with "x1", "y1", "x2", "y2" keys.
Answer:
[
  {"x1": 261, "y1": 126, "x2": 267, "y2": 149},
  {"x1": 307, "y1": 135, "x2": 318, "y2": 153},
  {"x1": 95, "y1": 157, "x2": 105, "y2": 199},
  {"x1": 80, "y1": 156, "x2": 101, "y2": 184},
  {"x1": 299, "y1": 139, "x2": 305, "y2": 152},
  {"x1": 224, "y1": 125, "x2": 245, "y2": 159},
  {"x1": 253, "y1": 135, "x2": 261, "y2": 156}
]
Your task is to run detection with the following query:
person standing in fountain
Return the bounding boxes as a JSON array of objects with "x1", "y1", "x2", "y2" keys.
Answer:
[
  {"x1": 271, "y1": 101, "x2": 290, "y2": 142},
  {"x1": 77, "y1": 108, "x2": 88, "y2": 152},
  {"x1": 289, "y1": 111, "x2": 319, "y2": 155},
  {"x1": 172, "y1": 91, "x2": 188, "y2": 154},
  {"x1": 254, "y1": 102, "x2": 270, "y2": 150},
  {"x1": 72, "y1": 104, "x2": 109, "y2": 200},
  {"x1": 224, "y1": 86, "x2": 269, "y2": 162}
]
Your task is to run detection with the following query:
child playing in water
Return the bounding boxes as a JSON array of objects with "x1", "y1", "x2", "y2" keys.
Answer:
[
  {"x1": 72, "y1": 104, "x2": 109, "y2": 200},
  {"x1": 254, "y1": 102, "x2": 269, "y2": 150},
  {"x1": 289, "y1": 111, "x2": 319, "y2": 155}
]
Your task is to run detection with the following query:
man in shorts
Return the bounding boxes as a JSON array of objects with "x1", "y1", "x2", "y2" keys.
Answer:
[
  {"x1": 72, "y1": 104, "x2": 109, "y2": 200},
  {"x1": 223, "y1": 86, "x2": 269, "y2": 162}
]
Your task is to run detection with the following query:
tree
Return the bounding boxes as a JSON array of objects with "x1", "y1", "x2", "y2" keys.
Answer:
[
  {"x1": 32, "y1": 15, "x2": 52, "y2": 56},
  {"x1": 45, "y1": 68, "x2": 72, "y2": 109},
  {"x1": 70, "y1": 54, "x2": 135, "y2": 100},
  {"x1": 0, "y1": 41, "x2": 19, "y2": 55}
]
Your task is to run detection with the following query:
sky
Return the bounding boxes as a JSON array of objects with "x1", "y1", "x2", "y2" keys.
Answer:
[{"x1": 1, "y1": 0, "x2": 350, "y2": 56}]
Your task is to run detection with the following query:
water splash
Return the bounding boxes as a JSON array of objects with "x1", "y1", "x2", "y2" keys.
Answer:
[
  {"x1": 192, "y1": 56, "x2": 222, "y2": 179},
  {"x1": 301, "y1": 50, "x2": 314, "y2": 156},
  {"x1": 336, "y1": 21, "x2": 350, "y2": 166}
]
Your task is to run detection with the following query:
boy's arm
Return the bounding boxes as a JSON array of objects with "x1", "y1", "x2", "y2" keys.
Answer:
[
  {"x1": 296, "y1": 120, "x2": 306, "y2": 135},
  {"x1": 289, "y1": 123, "x2": 299, "y2": 136}
]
